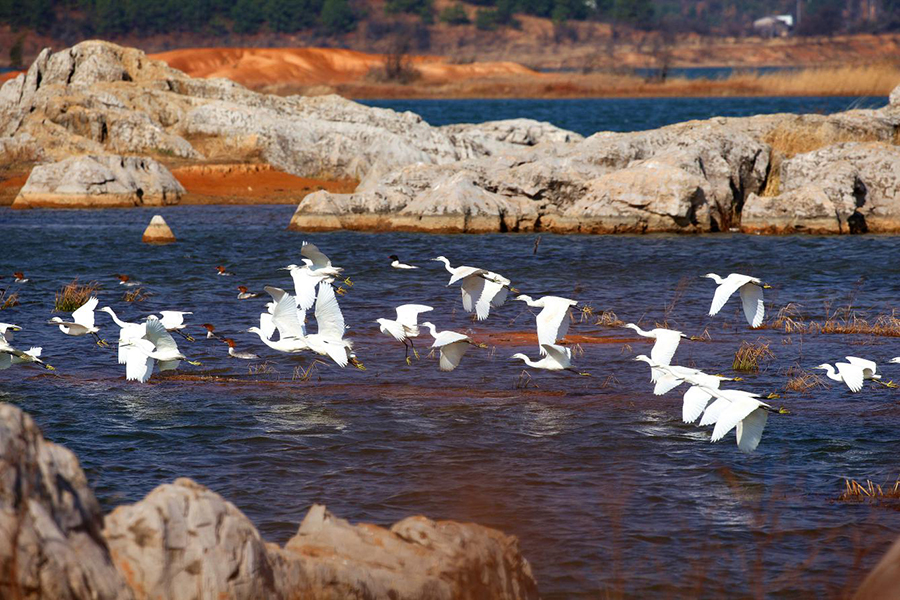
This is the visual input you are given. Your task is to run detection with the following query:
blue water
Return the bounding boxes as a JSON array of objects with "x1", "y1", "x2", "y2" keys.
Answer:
[
  {"x1": 361, "y1": 96, "x2": 888, "y2": 136},
  {"x1": 2, "y1": 205, "x2": 900, "y2": 597}
]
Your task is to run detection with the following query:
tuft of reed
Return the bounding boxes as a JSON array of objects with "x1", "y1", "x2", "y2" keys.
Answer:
[
  {"x1": 123, "y1": 287, "x2": 152, "y2": 303},
  {"x1": 595, "y1": 310, "x2": 624, "y2": 327},
  {"x1": 0, "y1": 288, "x2": 19, "y2": 309},
  {"x1": 248, "y1": 361, "x2": 278, "y2": 376},
  {"x1": 783, "y1": 365, "x2": 827, "y2": 394},
  {"x1": 54, "y1": 279, "x2": 101, "y2": 312},
  {"x1": 732, "y1": 340, "x2": 774, "y2": 372},
  {"x1": 839, "y1": 478, "x2": 900, "y2": 503},
  {"x1": 766, "y1": 304, "x2": 900, "y2": 338}
]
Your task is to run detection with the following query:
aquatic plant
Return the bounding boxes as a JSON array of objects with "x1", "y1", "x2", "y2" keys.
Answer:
[
  {"x1": 783, "y1": 365, "x2": 826, "y2": 394},
  {"x1": 594, "y1": 309, "x2": 624, "y2": 327},
  {"x1": 122, "y1": 287, "x2": 152, "y2": 303},
  {"x1": 839, "y1": 478, "x2": 900, "y2": 505},
  {"x1": 732, "y1": 340, "x2": 774, "y2": 372},
  {"x1": 54, "y1": 279, "x2": 101, "y2": 312},
  {"x1": 0, "y1": 288, "x2": 19, "y2": 309}
]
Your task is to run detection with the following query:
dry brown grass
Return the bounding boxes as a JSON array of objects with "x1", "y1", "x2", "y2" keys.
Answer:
[
  {"x1": 766, "y1": 304, "x2": 900, "y2": 338},
  {"x1": 54, "y1": 279, "x2": 101, "y2": 312},
  {"x1": 0, "y1": 288, "x2": 18, "y2": 309},
  {"x1": 839, "y1": 478, "x2": 900, "y2": 504},
  {"x1": 122, "y1": 287, "x2": 152, "y2": 303},
  {"x1": 594, "y1": 310, "x2": 625, "y2": 328},
  {"x1": 783, "y1": 365, "x2": 827, "y2": 394},
  {"x1": 732, "y1": 340, "x2": 775, "y2": 372}
]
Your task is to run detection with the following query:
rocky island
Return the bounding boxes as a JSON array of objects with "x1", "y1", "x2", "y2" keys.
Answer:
[{"x1": 0, "y1": 40, "x2": 899, "y2": 235}]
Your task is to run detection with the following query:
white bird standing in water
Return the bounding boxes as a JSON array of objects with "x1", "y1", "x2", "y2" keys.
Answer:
[
  {"x1": 420, "y1": 321, "x2": 485, "y2": 372},
  {"x1": 376, "y1": 304, "x2": 433, "y2": 364},
  {"x1": 511, "y1": 343, "x2": 589, "y2": 375},
  {"x1": 624, "y1": 324, "x2": 687, "y2": 373},
  {"x1": 389, "y1": 255, "x2": 418, "y2": 269},
  {"x1": 432, "y1": 256, "x2": 515, "y2": 320},
  {"x1": 100, "y1": 307, "x2": 146, "y2": 365},
  {"x1": 704, "y1": 273, "x2": 771, "y2": 328},
  {"x1": 815, "y1": 357, "x2": 890, "y2": 392},
  {"x1": 516, "y1": 295, "x2": 577, "y2": 354},
  {"x1": 48, "y1": 297, "x2": 107, "y2": 346}
]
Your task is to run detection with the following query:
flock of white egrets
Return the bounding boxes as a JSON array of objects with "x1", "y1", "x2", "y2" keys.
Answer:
[{"x1": 2, "y1": 243, "x2": 896, "y2": 454}]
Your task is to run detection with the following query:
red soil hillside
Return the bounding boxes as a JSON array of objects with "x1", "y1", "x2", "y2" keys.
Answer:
[{"x1": 150, "y1": 46, "x2": 537, "y2": 89}]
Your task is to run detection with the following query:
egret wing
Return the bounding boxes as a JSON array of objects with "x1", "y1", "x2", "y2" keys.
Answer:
[
  {"x1": 449, "y1": 266, "x2": 485, "y2": 286},
  {"x1": 313, "y1": 282, "x2": 345, "y2": 341},
  {"x1": 653, "y1": 372, "x2": 683, "y2": 395},
  {"x1": 735, "y1": 408, "x2": 769, "y2": 453},
  {"x1": 395, "y1": 304, "x2": 433, "y2": 330},
  {"x1": 159, "y1": 311, "x2": 191, "y2": 329},
  {"x1": 266, "y1": 286, "x2": 306, "y2": 340},
  {"x1": 144, "y1": 316, "x2": 180, "y2": 356},
  {"x1": 433, "y1": 330, "x2": 468, "y2": 348},
  {"x1": 260, "y1": 312, "x2": 277, "y2": 340},
  {"x1": 321, "y1": 341, "x2": 350, "y2": 367},
  {"x1": 711, "y1": 397, "x2": 763, "y2": 443},
  {"x1": 708, "y1": 275, "x2": 746, "y2": 317},
  {"x1": 698, "y1": 397, "x2": 731, "y2": 427},
  {"x1": 537, "y1": 303, "x2": 570, "y2": 354},
  {"x1": 739, "y1": 283, "x2": 765, "y2": 328},
  {"x1": 836, "y1": 362, "x2": 864, "y2": 392},
  {"x1": 72, "y1": 297, "x2": 98, "y2": 329},
  {"x1": 846, "y1": 356, "x2": 878, "y2": 375},
  {"x1": 439, "y1": 340, "x2": 470, "y2": 372},
  {"x1": 301, "y1": 242, "x2": 332, "y2": 269},
  {"x1": 125, "y1": 339, "x2": 156, "y2": 383},
  {"x1": 461, "y1": 275, "x2": 486, "y2": 317},
  {"x1": 290, "y1": 266, "x2": 319, "y2": 311},
  {"x1": 158, "y1": 359, "x2": 181, "y2": 372},
  {"x1": 649, "y1": 329, "x2": 682, "y2": 367},
  {"x1": 682, "y1": 386, "x2": 713, "y2": 423},
  {"x1": 541, "y1": 343, "x2": 571, "y2": 367}
]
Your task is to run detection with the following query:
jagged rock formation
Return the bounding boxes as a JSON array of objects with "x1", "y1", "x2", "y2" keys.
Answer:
[
  {"x1": 0, "y1": 403, "x2": 538, "y2": 599},
  {"x1": 13, "y1": 155, "x2": 184, "y2": 208},
  {"x1": 0, "y1": 404, "x2": 133, "y2": 600}
]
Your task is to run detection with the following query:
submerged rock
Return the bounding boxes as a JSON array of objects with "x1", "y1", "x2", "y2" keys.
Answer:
[
  {"x1": 13, "y1": 155, "x2": 184, "y2": 209},
  {"x1": 142, "y1": 215, "x2": 176, "y2": 244},
  {"x1": 0, "y1": 404, "x2": 132, "y2": 600},
  {"x1": 0, "y1": 402, "x2": 539, "y2": 599}
]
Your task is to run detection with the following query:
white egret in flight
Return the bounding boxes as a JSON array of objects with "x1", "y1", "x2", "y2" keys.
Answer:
[
  {"x1": 389, "y1": 255, "x2": 418, "y2": 269},
  {"x1": 511, "y1": 343, "x2": 589, "y2": 375},
  {"x1": 704, "y1": 273, "x2": 771, "y2": 328},
  {"x1": 124, "y1": 316, "x2": 201, "y2": 379},
  {"x1": 48, "y1": 297, "x2": 107, "y2": 346},
  {"x1": 100, "y1": 307, "x2": 146, "y2": 365},
  {"x1": 0, "y1": 324, "x2": 51, "y2": 370},
  {"x1": 516, "y1": 295, "x2": 577, "y2": 354},
  {"x1": 421, "y1": 321, "x2": 485, "y2": 372},
  {"x1": 376, "y1": 304, "x2": 433, "y2": 364},
  {"x1": 247, "y1": 286, "x2": 309, "y2": 354},
  {"x1": 0, "y1": 322, "x2": 20, "y2": 343},
  {"x1": 305, "y1": 281, "x2": 361, "y2": 369},
  {"x1": 624, "y1": 324, "x2": 686, "y2": 373},
  {"x1": 432, "y1": 256, "x2": 516, "y2": 320},
  {"x1": 815, "y1": 357, "x2": 891, "y2": 392},
  {"x1": 157, "y1": 311, "x2": 194, "y2": 341}
]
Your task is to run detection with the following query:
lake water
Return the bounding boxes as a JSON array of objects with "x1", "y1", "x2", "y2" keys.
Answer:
[
  {"x1": 361, "y1": 96, "x2": 889, "y2": 136},
  {"x1": 2, "y1": 206, "x2": 900, "y2": 597}
]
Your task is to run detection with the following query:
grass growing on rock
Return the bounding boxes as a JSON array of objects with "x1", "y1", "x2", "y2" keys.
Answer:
[
  {"x1": 732, "y1": 340, "x2": 774, "y2": 372},
  {"x1": 54, "y1": 280, "x2": 100, "y2": 312}
]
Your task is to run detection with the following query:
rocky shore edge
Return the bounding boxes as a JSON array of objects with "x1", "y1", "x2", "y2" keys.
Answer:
[
  {"x1": 0, "y1": 402, "x2": 539, "y2": 599},
  {"x1": 0, "y1": 39, "x2": 899, "y2": 235}
]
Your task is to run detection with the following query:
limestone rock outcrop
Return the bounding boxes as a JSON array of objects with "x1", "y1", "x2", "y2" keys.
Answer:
[
  {"x1": 142, "y1": 215, "x2": 176, "y2": 243},
  {"x1": 854, "y1": 534, "x2": 900, "y2": 600},
  {"x1": 0, "y1": 402, "x2": 539, "y2": 600},
  {"x1": 13, "y1": 155, "x2": 185, "y2": 208},
  {"x1": 742, "y1": 142, "x2": 900, "y2": 234},
  {"x1": 0, "y1": 404, "x2": 132, "y2": 600}
]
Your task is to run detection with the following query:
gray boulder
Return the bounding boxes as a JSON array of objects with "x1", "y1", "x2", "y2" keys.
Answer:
[
  {"x1": 0, "y1": 404, "x2": 132, "y2": 600},
  {"x1": 14, "y1": 154, "x2": 185, "y2": 208}
]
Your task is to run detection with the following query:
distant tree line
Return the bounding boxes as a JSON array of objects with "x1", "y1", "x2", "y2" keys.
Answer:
[{"x1": 1, "y1": 0, "x2": 898, "y2": 40}]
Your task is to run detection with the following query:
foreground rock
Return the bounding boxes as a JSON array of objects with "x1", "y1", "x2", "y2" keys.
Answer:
[
  {"x1": 855, "y1": 534, "x2": 900, "y2": 600},
  {"x1": 13, "y1": 155, "x2": 184, "y2": 208},
  {"x1": 0, "y1": 404, "x2": 132, "y2": 600},
  {"x1": 0, "y1": 403, "x2": 539, "y2": 599}
]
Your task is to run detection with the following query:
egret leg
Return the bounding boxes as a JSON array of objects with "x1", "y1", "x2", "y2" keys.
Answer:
[
  {"x1": 343, "y1": 277, "x2": 353, "y2": 287},
  {"x1": 92, "y1": 332, "x2": 110, "y2": 348},
  {"x1": 350, "y1": 356, "x2": 366, "y2": 371},
  {"x1": 186, "y1": 359, "x2": 202, "y2": 366},
  {"x1": 565, "y1": 367, "x2": 591, "y2": 377},
  {"x1": 175, "y1": 329, "x2": 195, "y2": 342},
  {"x1": 336, "y1": 286, "x2": 347, "y2": 296},
  {"x1": 408, "y1": 338, "x2": 420, "y2": 360},
  {"x1": 874, "y1": 379, "x2": 898, "y2": 389},
  {"x1": 404, "y1": 341, "x2": 411, "y2": 366}
]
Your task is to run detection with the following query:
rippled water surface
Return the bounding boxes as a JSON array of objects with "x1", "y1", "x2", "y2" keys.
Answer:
[
  {"x1": 362, "y1": 96, "x2": 888, "y2": 136},
  {"x1": 2, "y1": 206, "x2": 900, "y2": 597}
]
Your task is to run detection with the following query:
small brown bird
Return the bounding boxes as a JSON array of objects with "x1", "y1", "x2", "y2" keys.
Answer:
[
  {"x1": 237, "y1": 286, "x2": 261, "y2": 300},
  {"x1": 216, "y1": 266, "x2": 234, "y2": 276},
  {"x1": 202, "y1": 323, "x2": 223, "y2": 340},
  {"x1": 223, "y1": 338, "x2": 259, "y2": 360},
  {"x1": 117, "y1": 274, "x2": 141, "y2": 287},
  {"x1": 13, "y1": 272, "x2": 28, "y2": 283}
]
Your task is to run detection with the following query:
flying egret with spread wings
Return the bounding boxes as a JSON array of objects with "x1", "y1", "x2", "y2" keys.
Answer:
[
  {"x1": 432, "y1": 256, "x2": 515, "y2": 320},
  {"x1": 512, "y1": 343, "x2": 589, "y2": 375},
  {"x1": 420, "y1": 321, "x2": 485, "y2": 372},
  {"x1": 48, "y1": 297, "x2": 107, "y2": 346},
  {"x1": 704, "y1": 273, "x2": 771, "y2": 328},
  {"x1": 100, "y1": 307, "x2": 146, "y2": 365},
  {"x1": 377, "y1": 304, "x2": 433, "y2": 364},
  {"x1": 815, "y1": 356, "x2": 892, "y2": 392},
  {"x1": 515, "y1": 295, "x2": 578, "y2": 354}
]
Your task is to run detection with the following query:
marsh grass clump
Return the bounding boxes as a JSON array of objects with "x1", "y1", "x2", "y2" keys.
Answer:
[
  {"x1": 0, "y1": 288, "x2": 19, "y2": 309},
  {"x1": 769, "y1": 303, "x2": 806, "y2": 334},
  {"x1": 839, "y1": 478, "x2": 900, "y2": 505},
  {"x1": 783, "y1": 365, "x2": 827, "y2": 394},
  {"x1": 732, "y1": 340, "x2": 774, "y2": 372},
  {"x1": 54, "y1": 279, "x2": 101, "y2": 312},
  {"x1": 123, "y1": 287, "x2": 152, "y2": 303},
  {"x1": 248, "y1": 362, "x2": 278, "y2": 377},
  {"x1": 594, "y1": 310, "x2": 624, "y2": 327}
]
